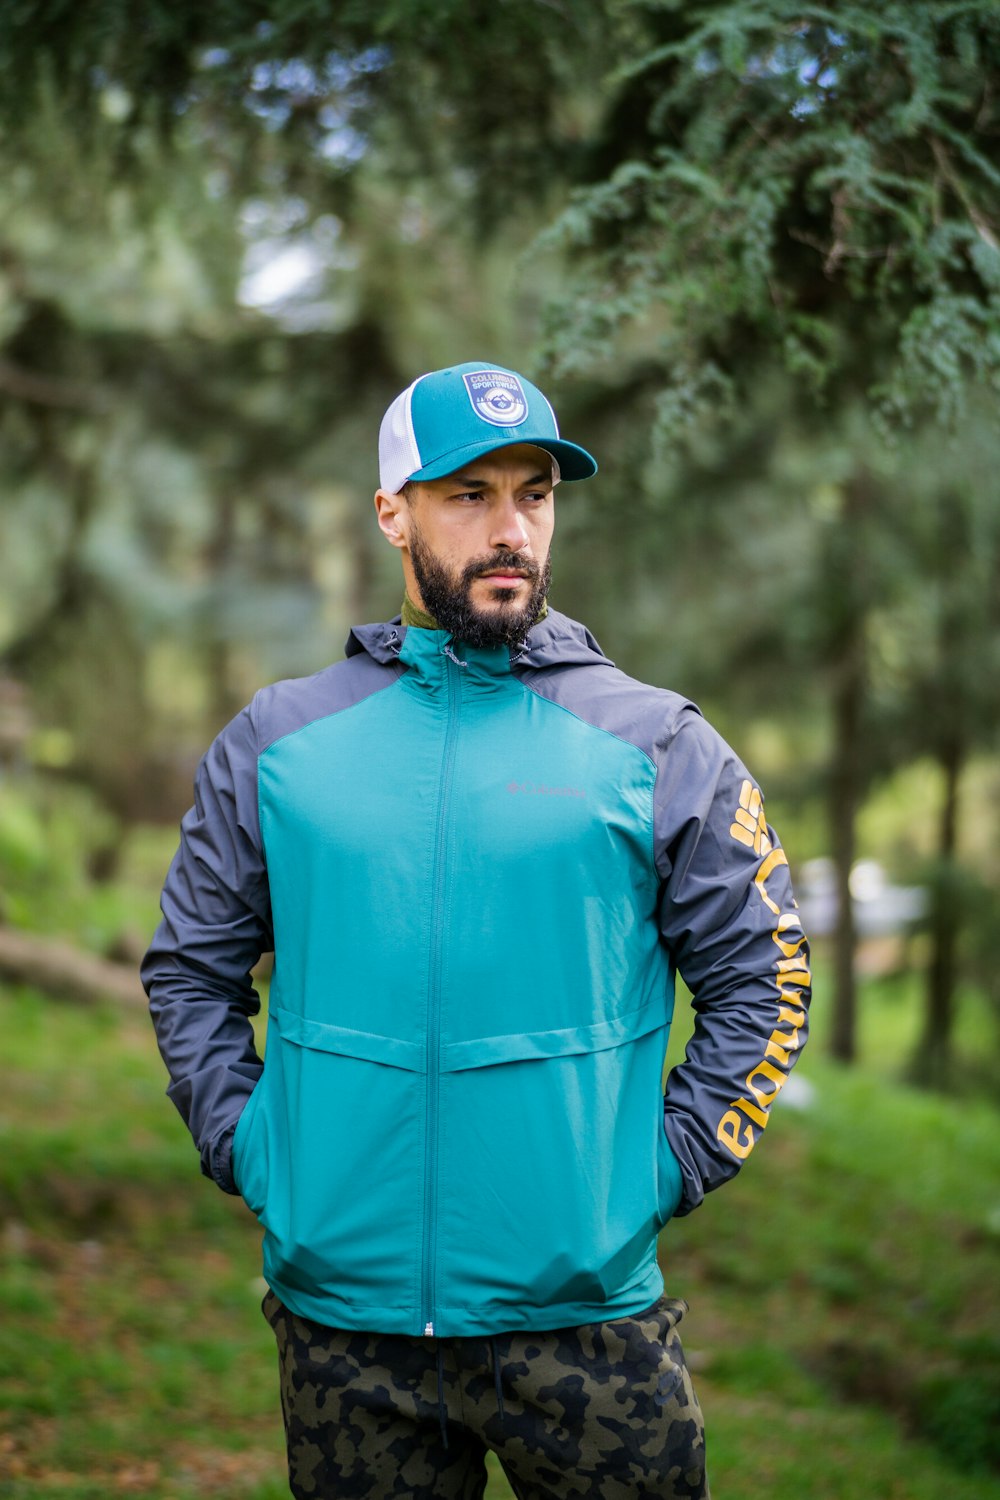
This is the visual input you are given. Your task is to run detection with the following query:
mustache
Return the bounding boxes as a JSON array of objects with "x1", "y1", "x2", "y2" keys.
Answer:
[{"x1": 461, "y1": 552, "x2": 540, "y2": 585}]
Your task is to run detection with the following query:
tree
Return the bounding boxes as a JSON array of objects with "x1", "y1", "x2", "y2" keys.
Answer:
[
  {"x1": 539, "y1": 1, "x2": 1000, "y2": 1061},
  {"x1": 3, "y1": 0, "x2": 1000, "y2": 1083},
  {"x1": 884, "y1": 406, "x2": 1000, "y2": 1086},
  {"x1": 0, "y1": 14, "x2": 611, "y2": 823},
  {"x1": 0, "y1": 1, "x2": 611, "y2": 217}
]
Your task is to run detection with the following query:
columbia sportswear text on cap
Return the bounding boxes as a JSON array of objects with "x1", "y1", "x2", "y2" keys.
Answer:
[{"x1": 378, "y1": 361, "x2": 598, "y2": 495}]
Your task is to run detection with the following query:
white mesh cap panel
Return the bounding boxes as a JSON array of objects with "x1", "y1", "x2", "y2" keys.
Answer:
[
  {"x1": 378, "y1": 377, "x2": 425, "y2": 494},
  {"x1": 540, "y1": 393, "x2": 561, "y2": 435}
]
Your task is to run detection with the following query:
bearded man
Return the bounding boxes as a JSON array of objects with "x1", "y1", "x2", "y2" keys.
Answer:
[{"x1": 143, "y1": 360, "x2": 811, "y2": 1500}]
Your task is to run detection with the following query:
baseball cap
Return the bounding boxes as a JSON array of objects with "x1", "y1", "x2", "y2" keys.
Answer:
[{"x1": 378, "y1": 360, "x2": 598, "y2": 495}]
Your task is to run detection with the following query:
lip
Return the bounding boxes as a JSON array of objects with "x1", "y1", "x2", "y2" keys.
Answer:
[{"x1": 478, "y1": 571, "x2": 528, "y2": 588}]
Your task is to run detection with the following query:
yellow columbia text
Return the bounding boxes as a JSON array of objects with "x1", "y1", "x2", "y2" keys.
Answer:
[{"x1": 717, "y1": 782, "x2": 811, "y2": 1163}]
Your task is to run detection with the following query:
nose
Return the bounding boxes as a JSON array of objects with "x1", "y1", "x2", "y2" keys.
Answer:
[{"x1": 490, "y1": 500, "x2": 529, "y2": 553}]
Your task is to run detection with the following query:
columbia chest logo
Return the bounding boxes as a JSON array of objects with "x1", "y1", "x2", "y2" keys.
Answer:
[
  {"x1": 463, "y1": 370, "x2": 528, "y2": 427},
  {"x1": 507, "y1": 781, "x2": 586, "y2": 799}
]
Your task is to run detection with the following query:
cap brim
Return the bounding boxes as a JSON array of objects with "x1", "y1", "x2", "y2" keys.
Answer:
[{"x1": 407, "y1": 437, "x2": 597, "y2": 485}]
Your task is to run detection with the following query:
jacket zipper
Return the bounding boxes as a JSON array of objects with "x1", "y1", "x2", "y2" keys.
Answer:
[{"x1": 422, "y1": 646, "x2": 464, "y2": 1336}]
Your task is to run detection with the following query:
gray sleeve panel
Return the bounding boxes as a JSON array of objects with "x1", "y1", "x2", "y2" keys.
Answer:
[
  {"x1": 141, "y1": 700, "x2": 271, "y2": 1193},
  {"x1": 518, "y1": 660, "x2": 811, "y2": 1216},
  {"x1": 141, "y1": 652, "x2": 403, "y2": 1192},
  {"x1": 651, "y1": 710, "x2": 809, "y2": 1214}
]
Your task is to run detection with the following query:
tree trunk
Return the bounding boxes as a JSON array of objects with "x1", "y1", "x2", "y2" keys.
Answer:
[
  {"x1": 827, "y1": 471, "x2": 869, "y2": 1064},
  {"x1": 204, "y1": 490, "x2": 242, "y2": 725},
  {"x1": 829, "y1": 636, "x2": 863, "y2": 1062},
  {"x1": 913, "y1": 737, "x2": 963, "y2": 1088},
  {"x1": 0, "y1": 926, "x2": 146, "y2": 1008}
]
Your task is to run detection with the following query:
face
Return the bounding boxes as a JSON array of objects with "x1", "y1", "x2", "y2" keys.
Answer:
[{"x1": 375, "y1": 444, "x2": 556, "y2": 649}]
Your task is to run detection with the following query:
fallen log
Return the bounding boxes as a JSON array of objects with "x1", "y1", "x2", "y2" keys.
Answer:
[{"x1": 0, "y1": 925, "x2": 146, "y2": 1008}]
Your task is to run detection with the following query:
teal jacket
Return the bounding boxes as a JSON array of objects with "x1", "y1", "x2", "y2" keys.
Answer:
[{"x1": 143, "y1": 611, "x2": 810, "y2": 1337}]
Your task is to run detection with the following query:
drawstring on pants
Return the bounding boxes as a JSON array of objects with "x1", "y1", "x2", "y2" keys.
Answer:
[
  {"x1": 490, "y1": 1337, "x2": 505, "y2": 1423},
  {"x1": 436, "y1": 1343, "x2": 448, "y2": 1450},
  {"x1": 432, "y1": 1338, "x2": 506, "y2": 1451}
]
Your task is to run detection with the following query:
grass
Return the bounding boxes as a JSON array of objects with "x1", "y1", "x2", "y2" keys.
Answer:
[
  {"x1": 663, "y1": 1068, "x2": 1000, "y2": 1497},
  {"x1": 659, "y1": 954, "x2": 1000, "y2": 1497},
  {"x1": 1, "y1": 933, "x2": 999, "y2": 1496}
]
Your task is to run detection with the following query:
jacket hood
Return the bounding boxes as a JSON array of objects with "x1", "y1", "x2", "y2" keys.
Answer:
[{"x1": 345, "y1": 609, "x2": 614, "y2": 671}]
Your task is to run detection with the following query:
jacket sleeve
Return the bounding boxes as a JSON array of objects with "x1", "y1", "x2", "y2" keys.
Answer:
[
  {"x1": 654, "y1": 708, "x2": 811, "y2": 1216},
  {"x1": 140, "y1": 698, "x2": 273, "y2": 1194}
]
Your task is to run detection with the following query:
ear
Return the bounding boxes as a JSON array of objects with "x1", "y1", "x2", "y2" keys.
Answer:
[{"x1": 374, "y1": 488, "x2": 409, "y2": 550}]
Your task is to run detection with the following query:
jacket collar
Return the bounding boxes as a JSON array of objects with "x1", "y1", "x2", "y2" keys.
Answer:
[
  {"x1": 346, "y1": 617, "x2": 406, "y2": 664},
  {"x1": 509, "y1": 609, "x2": 614, "y2": 670},
  {"x1": 345, "y1": 609, "x2": 614, "y2": 671}
]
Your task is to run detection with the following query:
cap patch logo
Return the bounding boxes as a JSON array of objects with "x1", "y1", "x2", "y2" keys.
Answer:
[{"x1": 462, "y1": 370, "x2": 528, "y2": 427}]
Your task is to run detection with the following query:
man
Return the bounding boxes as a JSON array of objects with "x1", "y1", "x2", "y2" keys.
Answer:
[{"x1": 143, "y1": 361, "x2": 811, "y2": 1500}]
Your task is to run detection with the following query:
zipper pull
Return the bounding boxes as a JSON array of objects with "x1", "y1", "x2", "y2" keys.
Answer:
[
  {"x1": 423, "y1": 1321, "x2": 435, "y2": 1337},
  {"x1": 441, "y1": 644, "x2": 467, "y2": 669}
]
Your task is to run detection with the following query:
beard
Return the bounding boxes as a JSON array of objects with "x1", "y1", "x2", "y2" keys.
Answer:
[{"x1": 408, "y1": 523, "x2": 551, "y2": 650}]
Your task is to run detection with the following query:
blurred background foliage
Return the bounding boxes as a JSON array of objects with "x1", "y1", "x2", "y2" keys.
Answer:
[
  {"x1": 1, "y1": 4, "x2": 1000, "y2": 1492},
  {"x1": 2, "y1": 0, "x2": 998, "y2": 1076}
]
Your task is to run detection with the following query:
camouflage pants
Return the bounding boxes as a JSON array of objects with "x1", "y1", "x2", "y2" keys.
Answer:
[{"x1": 263, "y1": 1289, "x2": 709, "y2": 1499}]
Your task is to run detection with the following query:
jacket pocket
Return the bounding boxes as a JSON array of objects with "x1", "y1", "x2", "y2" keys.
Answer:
[
  {"x1": 231, "y1": 1078, "x2": 267, "y2": 1216},
  {"x1": 657, "y1": 1117, "x2": 683, "y2": 1225},
  {"x1": 236, "y1": 1005, "x2": 425, "y2": 1314}
]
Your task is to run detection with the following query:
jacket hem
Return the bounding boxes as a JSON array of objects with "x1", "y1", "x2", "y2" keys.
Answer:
[{"x1": 265, "y1": 1266, "x2": 666, "y2": 1339}]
